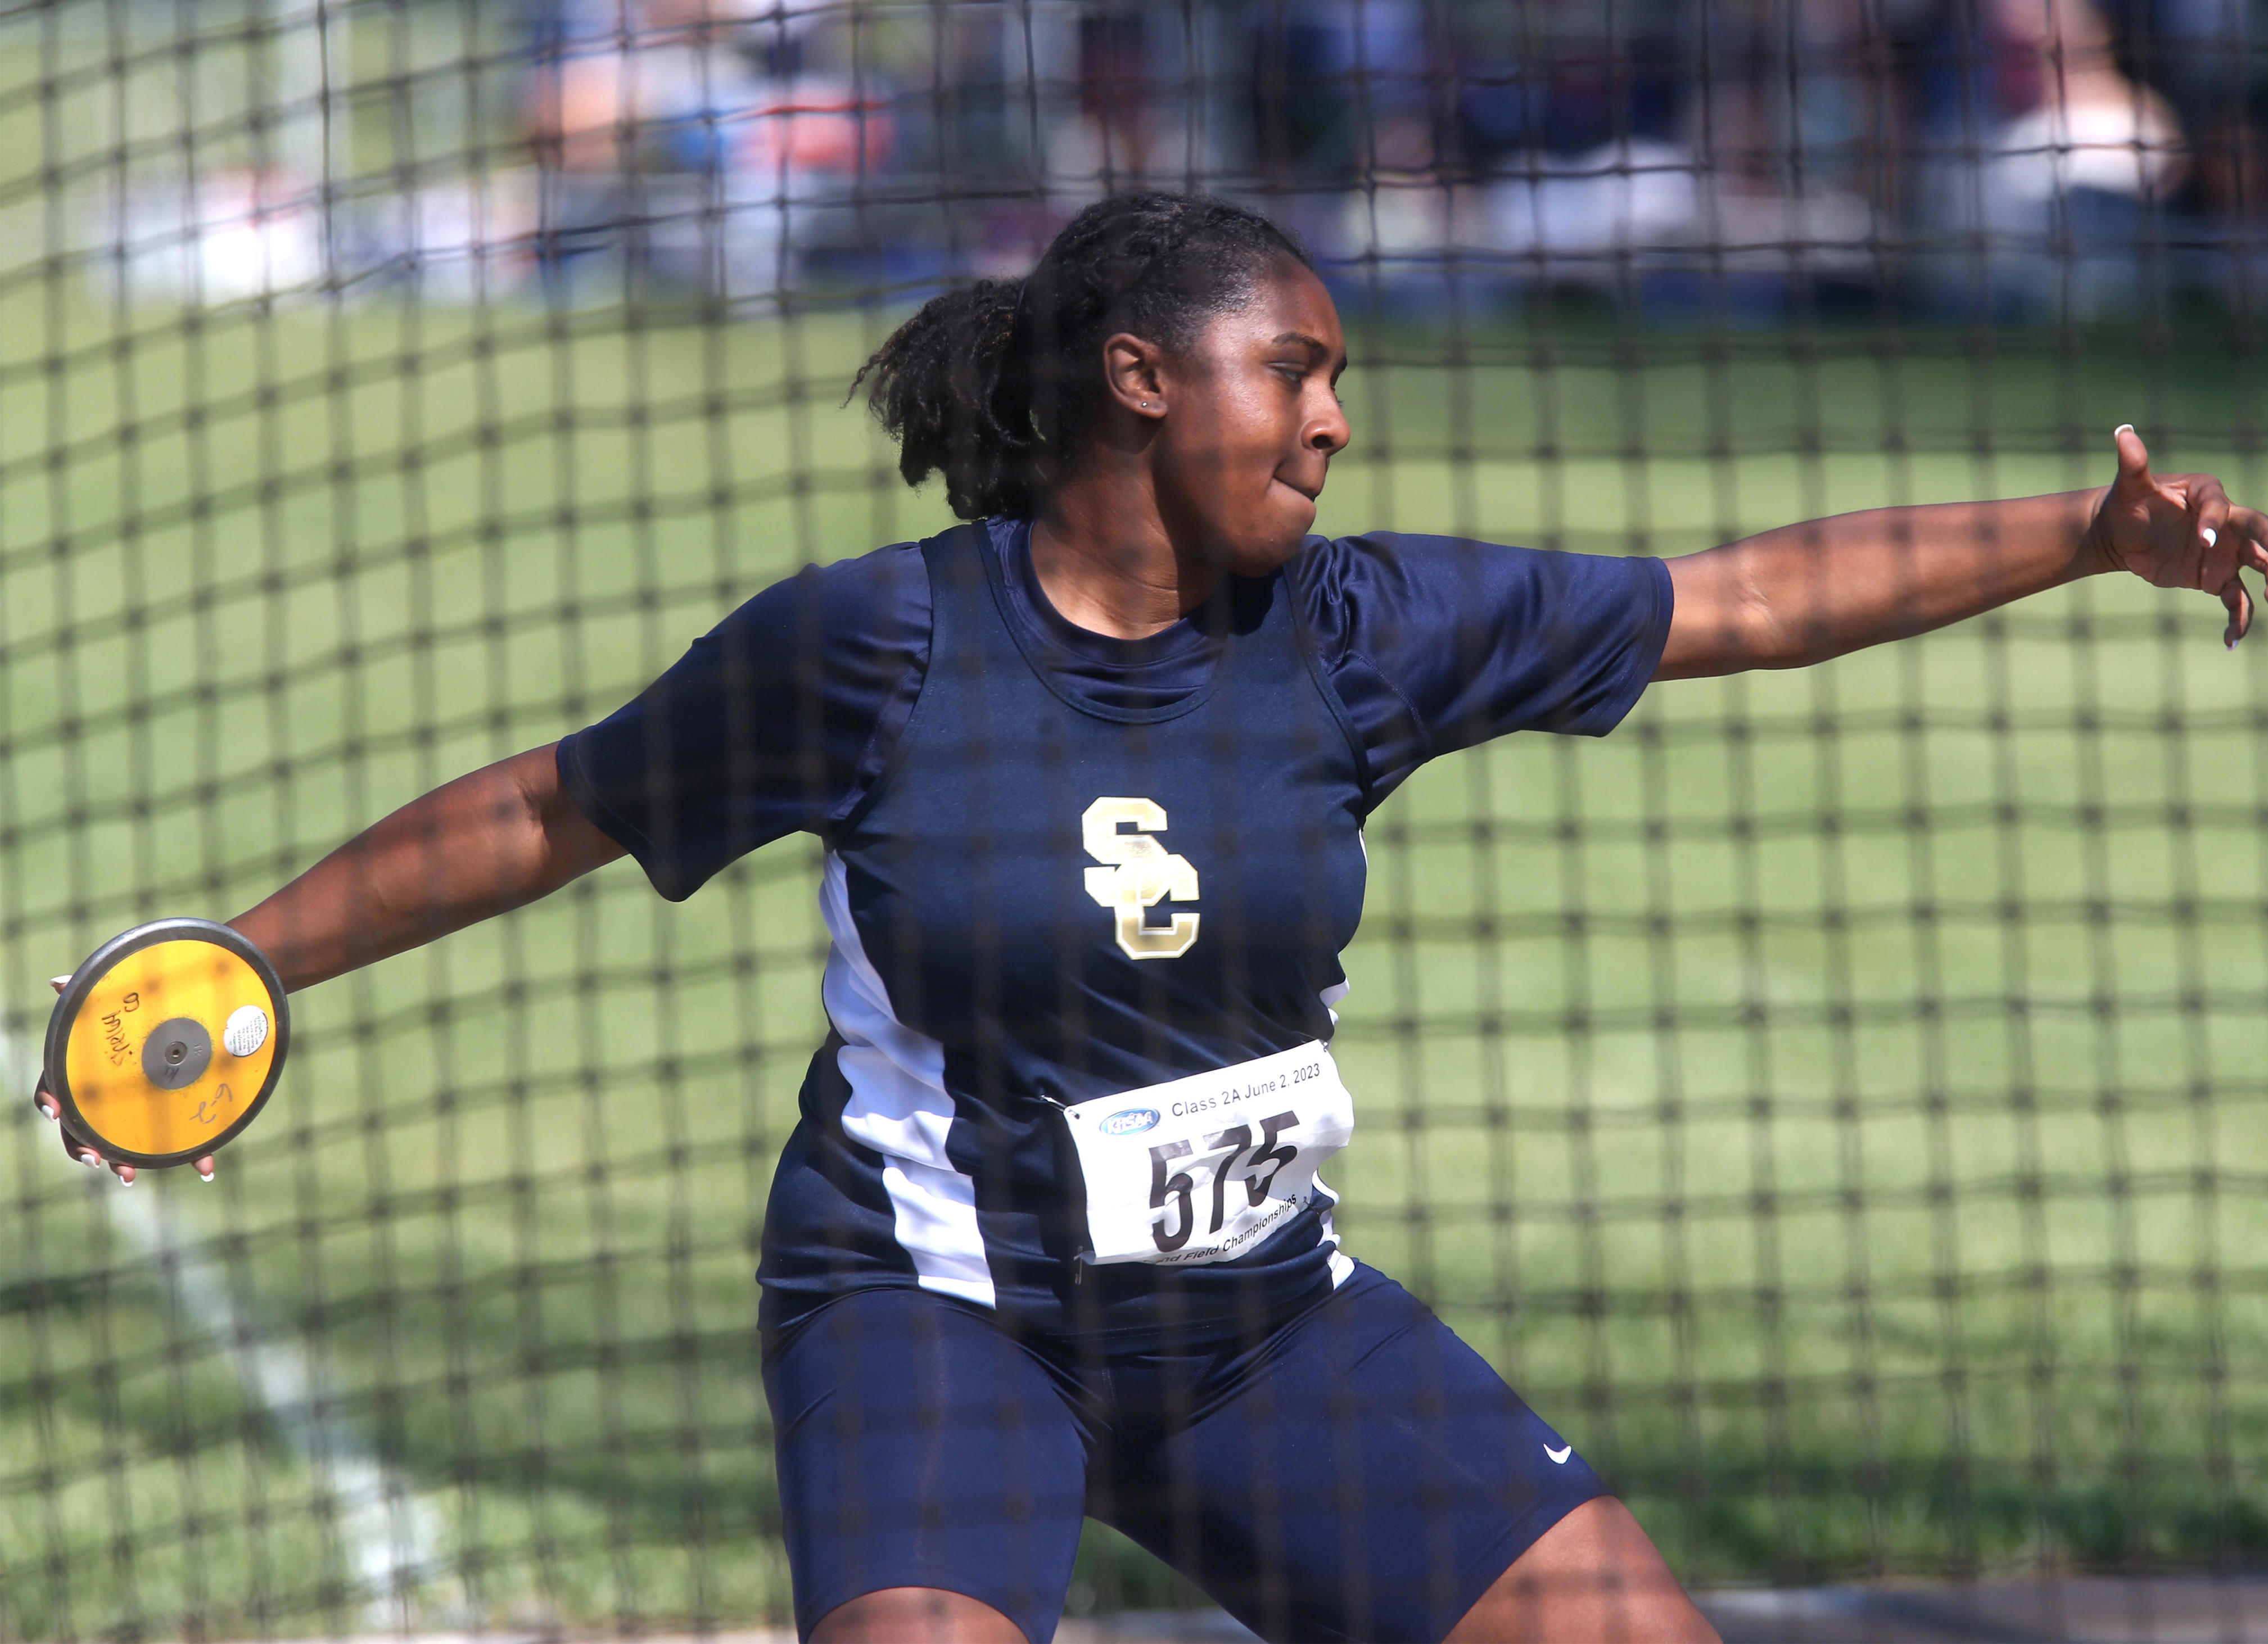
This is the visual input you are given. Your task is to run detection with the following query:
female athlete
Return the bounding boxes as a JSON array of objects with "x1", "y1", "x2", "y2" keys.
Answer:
[{"x1": 39, "y1": 193, "x2": 2268, "y2": 1643}]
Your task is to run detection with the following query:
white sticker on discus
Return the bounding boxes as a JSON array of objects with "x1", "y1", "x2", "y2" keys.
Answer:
[
  {"x1": 1063, "y1": 1040, "x2": 1355, "y2": 1267},
  {"x1": 223, "y1": 1006, "x2": 269, "y2": 1058}
]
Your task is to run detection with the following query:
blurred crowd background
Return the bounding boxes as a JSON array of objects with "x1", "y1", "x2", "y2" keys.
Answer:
[{"x1": 64, "y1": 0, "x2": 2268, "y2": 326}]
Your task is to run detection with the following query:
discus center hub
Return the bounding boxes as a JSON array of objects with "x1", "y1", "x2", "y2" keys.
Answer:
[{"x1": 141, "y1": 1017, "x2": 213, "y2": 1091}]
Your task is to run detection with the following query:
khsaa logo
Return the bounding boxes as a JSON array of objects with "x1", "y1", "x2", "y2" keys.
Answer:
[{"x1": 1098, "y1": 1106, "x2": 1161, "y2": 1137}]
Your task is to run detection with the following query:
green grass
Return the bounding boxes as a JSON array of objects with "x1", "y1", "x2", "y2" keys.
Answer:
[{"x1": 7, "y1": 207, "x2": 2268, "y2": 1639}]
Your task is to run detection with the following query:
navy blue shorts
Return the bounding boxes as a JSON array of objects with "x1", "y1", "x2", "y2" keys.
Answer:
[{"x1": 760, "y1": 1263, "x2": 1610, "y2": 1643}]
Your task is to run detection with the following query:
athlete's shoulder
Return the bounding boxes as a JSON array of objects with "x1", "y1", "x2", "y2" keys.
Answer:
[
  {"x1": 558, "y1": 536, "x2": 938, "y2": 899},
  {"x1": 746, "y1": 536, "x2": 933, "y2": 631},
  {"x1": 1284, "y1": 530, "x2": 1672, "y2": 791},
  {"x1": 1287, "y1": 529, "x2": 1657, "y2": 643},
  {"x1": 1286, "y1": 527, "x2": 1502, "y2": 594},
  {"x1": 1285, "y1": 529, "x2": 1515, "y2": 654},
  {"x1": 680, "y1": 540, "x2": 931, "y2": 699}
]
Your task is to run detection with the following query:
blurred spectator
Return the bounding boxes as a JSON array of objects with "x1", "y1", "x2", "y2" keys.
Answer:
[
  {"x1": 1962, "y1": 0, "x2": 2188, "y2": 314},
  {"x1": 524, "y1": 0, "x2": 799, "y2": 179},
  {"x1": 523, "y1": 0, "x2": 655, "y2": 297},
  {"x1": 1078, "y1": 10, "x2": 1154, "y2": 183},
  {"x1": 1248, "y1": 1, "x2": 1439, "y2": 184},
  {"x1": 1044, "y1": 6, "x2": 1207, "y2": 201},
  {"x1": 1984, "y1": 0, "x2": 2185, "y2": 209},
  {"x1": 1451, "y1": 0, "x2": 1683, "y2": 165},
  {"x1": 522, "y1": 0, "x2": 884, "y2": 301},
  {"x1": 2136, "y1": 0, "x2": 2261, "y2": 215},
  {"x1": 1250, "y1": 4, "x2": 1357, "y2": 182}
]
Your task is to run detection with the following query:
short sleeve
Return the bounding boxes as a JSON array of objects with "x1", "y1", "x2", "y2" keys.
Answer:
[
  {"x1": 557, "y1": 542, "x2": 930, "y2": 901},
  {"x1": 1295, "y1": 532, "x2": 1672, "y2": 799}
]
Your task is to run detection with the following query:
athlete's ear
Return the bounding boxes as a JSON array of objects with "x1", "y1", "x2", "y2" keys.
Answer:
[{"x1": 1101, "y1": 332, "x2": 1169, "y2": 424}]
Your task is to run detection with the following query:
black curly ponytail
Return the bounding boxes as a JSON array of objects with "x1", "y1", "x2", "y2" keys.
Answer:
[{"x1": 853, "y1": 193, "x2": 1312, "y2": 520}]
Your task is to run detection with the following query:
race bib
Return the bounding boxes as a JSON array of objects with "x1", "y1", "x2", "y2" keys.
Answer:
[{"x1": 1061, "y1": 1041, "x2": 1355, "y2": 1267}]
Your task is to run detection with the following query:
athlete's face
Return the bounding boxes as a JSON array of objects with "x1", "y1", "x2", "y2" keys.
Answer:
[{"x1": 1147, "y1": 264, "x2": 1350, "y2": 576}]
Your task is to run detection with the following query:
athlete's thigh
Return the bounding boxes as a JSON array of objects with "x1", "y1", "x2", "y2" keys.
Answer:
[
  {"x1": 1096, "y1": 1265, "x2": 1609, "y2": 1643},
  {"x1": 762, "y1": 1286, "x2": 1090, "y2": 1643}
]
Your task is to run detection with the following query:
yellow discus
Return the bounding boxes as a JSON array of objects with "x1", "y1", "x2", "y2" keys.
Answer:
[{"x1": 43, "y1": 919, "x2": 288, "y2": 1168}]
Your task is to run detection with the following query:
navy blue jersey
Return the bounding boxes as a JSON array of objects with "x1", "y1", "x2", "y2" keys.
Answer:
[{"x1": 561, "y1": 520, "x2": 1670, "y2": 1341}]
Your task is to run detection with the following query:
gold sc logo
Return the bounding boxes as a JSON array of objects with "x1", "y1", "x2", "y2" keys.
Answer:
[{"x1": 1082, "y1": 798, "x2": 1200, "y2": 959}]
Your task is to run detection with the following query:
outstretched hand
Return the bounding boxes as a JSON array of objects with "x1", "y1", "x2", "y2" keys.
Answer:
[
  {"x1": 2086, "y1": 425, "x2": 2268, "y2": 647},
  {"x1": 30, "y1": 975, "x2": 216, "y2": 1186}
]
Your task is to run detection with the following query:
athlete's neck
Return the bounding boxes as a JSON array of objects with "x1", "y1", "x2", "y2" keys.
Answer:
[{"x1": 1031, "y1": 475, "x2": 1221, "y2": 641}]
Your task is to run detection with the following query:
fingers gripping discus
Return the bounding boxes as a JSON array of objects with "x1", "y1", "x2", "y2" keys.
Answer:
[{"x1": 44, "y1": 920, "x2": 288, "y2": 1167}]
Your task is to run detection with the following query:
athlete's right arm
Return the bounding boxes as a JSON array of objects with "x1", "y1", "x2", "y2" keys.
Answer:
[
  {"x1": 41, "y1": 543, "x2": 929, "y2": 1177},
  {"x1": 225, "y1": 743, "x2": 625, "y2": 993},
  {"x1": 35, "y1": 745, "x2": 624, "y2": 1180},
  {"x1": 219, "y1": 543, "x2": 931, "y2": 966}
]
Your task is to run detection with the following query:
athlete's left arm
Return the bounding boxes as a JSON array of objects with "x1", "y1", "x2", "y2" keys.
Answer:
[{"x1": 1655, "y1": 427, "x2": 2268, "y2": 681}]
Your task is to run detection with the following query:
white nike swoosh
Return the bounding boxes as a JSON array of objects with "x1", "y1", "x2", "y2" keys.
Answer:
[{"x1": 1546, "y1": 1444, "x2": 1572, "y2": 1465}]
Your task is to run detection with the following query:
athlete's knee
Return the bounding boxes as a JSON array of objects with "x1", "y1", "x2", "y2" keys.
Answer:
[
  {"x1": 808, "y1": 1586, "x2": 1029, "y2": 1644},
  {"x1": 1540, "y1": 1585, "x2": 1720, "y2": 1644},
  {"x1": 1448, "y1": 1497, "x2": 1721, "y2": 1644},
  {"x1": 1450, "y1": 1582, "x2": 1718, "y2": 1644}
]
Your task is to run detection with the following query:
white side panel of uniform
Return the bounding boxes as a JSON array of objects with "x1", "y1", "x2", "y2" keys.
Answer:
[
  {"x1": 819, "y1": 850, "x2": 997, "y2": 1308},
  {"x1": 1322, "y1": 828, "x2": 1361, "y2": 1284},
  {"x1": 1318, "y1": 975, "x2": 1356, "y2": 1286}
]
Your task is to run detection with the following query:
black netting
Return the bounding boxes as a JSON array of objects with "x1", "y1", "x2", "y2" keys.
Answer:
[{"x1": 4, "y1": 3, "x2": 2267, "y2": 1640}]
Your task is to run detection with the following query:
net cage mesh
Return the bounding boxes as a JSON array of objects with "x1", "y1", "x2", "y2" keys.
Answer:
[{"x1": 4, "y1": 1, "x2": 2268, "y2": 1638}]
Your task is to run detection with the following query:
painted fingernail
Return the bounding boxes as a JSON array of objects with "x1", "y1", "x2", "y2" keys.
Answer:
[
  {"x1": 2115, "y1": 423, "x2": 2135, "y2": 437},
  {"x1": 2205, "y1": 528, "x2": 2219, "y2": 548},
  {"x1": 37, "y1": 1103, "x2": 55, "y2": 1121},
  {"x1": 48, "y1": 976, "x2": 69, "y2": 993},
  {"x1": 197, "y1": 1169, "x2": 214, "y2": 1183},
  {"x1": 78, "y1": 1153, "x2": 99, "y2": 1169},
  {"x1": 118, "y1": 1172, "x2": 132, "y2": 1186}
]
